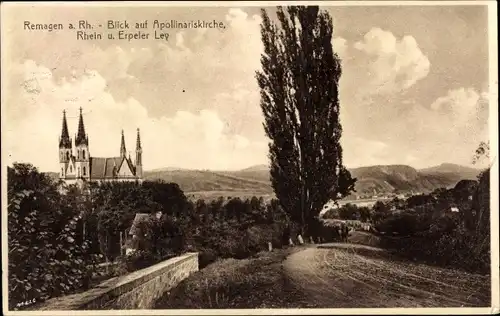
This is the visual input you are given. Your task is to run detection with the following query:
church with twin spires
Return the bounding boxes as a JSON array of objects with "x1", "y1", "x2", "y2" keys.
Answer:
[{"x1": 58, "y1": 108, "x2": 143, "y2": 185}]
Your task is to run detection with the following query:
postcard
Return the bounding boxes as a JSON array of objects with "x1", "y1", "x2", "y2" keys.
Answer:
[{"x1": 1, "y1": 1, "x2": 498, "y2": 315}]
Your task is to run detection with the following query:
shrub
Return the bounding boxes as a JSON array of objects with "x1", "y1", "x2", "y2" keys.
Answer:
[
  {"x1": 374, "y1": 169, "x2": 490, "y2": 274},
  {"x1": 123, "y1": 250, "x2": 159, "y2": 272},
  {"x1": 7, "y1": 164, "x2": 101, "y2": 310},
  {"x1": 198, "y1": 248, "x2": 218, "y2": 268}
]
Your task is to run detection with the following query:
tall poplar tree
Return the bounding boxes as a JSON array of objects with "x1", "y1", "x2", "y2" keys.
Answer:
[{"x1": 256, "y1": 6, "x2": 356, "y2": 236}]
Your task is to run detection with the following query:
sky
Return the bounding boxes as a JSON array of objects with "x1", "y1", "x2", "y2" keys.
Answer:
[{"x1": 1, "y1": 3, "x2": 492, "y2": 172}]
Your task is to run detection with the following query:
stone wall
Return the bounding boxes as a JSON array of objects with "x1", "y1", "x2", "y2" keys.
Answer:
[{"x1": 35, "y1": 252, "x2": 198, "y2": 310}]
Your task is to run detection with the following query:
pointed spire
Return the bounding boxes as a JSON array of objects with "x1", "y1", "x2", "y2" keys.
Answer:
[
  {"x1": 75, "y1": 107, "x2": 88, "y2": 146},
  {"x1": 61, "y1": 110, "x2": 69, "y2": 138},
  {"x1": 136, "y1": 128, "x2": 142, "y2": 150},
  {"x1": 59, "y1": 110, "x2": 72, "y2": 148},
  {"x1": 135, "y1": 128, "x2": 143, "y2": 175},
  {"x1": 135, "y1": 128, "x2": 143, "y2": 169},
  {"x1": 120, "y1": 129, "x2": 127, "y2": 157}
]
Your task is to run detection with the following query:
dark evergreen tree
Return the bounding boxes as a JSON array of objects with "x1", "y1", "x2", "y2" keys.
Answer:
[{"x1": 256, "y1": 6, "x2": 356, "y2": 236}]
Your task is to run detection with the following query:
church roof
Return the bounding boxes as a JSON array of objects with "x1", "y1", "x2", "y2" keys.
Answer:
[{"x1": 90, "y1": 156, "x2": 136, "y2": 179}]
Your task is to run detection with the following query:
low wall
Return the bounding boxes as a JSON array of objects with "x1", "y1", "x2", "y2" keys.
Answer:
[{"x1": 36, "y1": 252, "x2": 198, "y2": 310}]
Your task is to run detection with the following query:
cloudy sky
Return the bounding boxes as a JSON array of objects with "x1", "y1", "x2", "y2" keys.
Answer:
[{"x1": 1, "y1": 4, "x2": 492, "y2": 172}]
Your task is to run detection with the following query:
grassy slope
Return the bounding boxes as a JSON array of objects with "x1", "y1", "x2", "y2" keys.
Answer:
[{"x1": 154, "y1": 248, "x2": 309, "y2": 309}]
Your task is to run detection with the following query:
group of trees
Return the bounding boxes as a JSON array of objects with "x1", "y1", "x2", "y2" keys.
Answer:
[
  {"x1": 319, "y1": 138, "x2": 491, "y2": 274},
  {"x1": 322, "y1": 204, "x2": 371, "y2": 222},
  {"x1": 367, "y1": 165, "x2": 490, "y2": 273},
  {"x1": 7, "y1": 163, "x2": 297, "y2": 309},
  {"x1": 67, "y1": 176, "x2": 297, "y2": 268}
]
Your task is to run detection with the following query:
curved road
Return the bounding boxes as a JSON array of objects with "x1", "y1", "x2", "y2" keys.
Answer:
[{"x1": 283, "y1": 243, "x2": 490, "y2": 308}]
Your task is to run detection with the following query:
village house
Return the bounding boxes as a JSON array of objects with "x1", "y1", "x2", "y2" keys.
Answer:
[{"x1": 125, "y1": 211, "x2": 163, "y2": 255}]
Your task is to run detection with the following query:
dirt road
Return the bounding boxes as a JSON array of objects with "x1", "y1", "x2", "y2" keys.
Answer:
[{"x1": 283, "y1": 243, "x2": 490, "y2": 308}]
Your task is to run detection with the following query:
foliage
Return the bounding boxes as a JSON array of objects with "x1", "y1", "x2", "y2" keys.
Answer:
[
  {"x1": 472, "y1": 141, "x2": 490, "y2": 165},
  {"x1": 323, "y1": 203, "x2": 371, "y2": 222},
  {"x1": 7, "y1": 163, "x2": 299, "y2": 308},
  {"x1": 155, "y1": 249, "x2": 303, "y2": 309},
  {"x1": 91, "y1": 181, "x2": 187, "y2": 262},
  {"x1": 186, "y1": 196, "x2": 294, "y2": 268},
  {"x1": 256, "y1": 6, "x2": 355, "y2": 236},
  {"x1": 371, "y1": 159, "x2": 490, "y2": 274},
  {"x1": 123, "y1": 250, "x2": 159, "y2": 272},
  {"x1": 7, "y1": 163, "x2": 101, "y2": 310}
]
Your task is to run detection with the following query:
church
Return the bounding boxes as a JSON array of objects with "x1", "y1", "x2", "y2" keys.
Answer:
[{"x1": 58, "y1": 108, "x2": 143, "y2": 185}]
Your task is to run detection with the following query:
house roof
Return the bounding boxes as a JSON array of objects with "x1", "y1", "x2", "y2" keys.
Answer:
[{"x1": 129, "y1": 213, "x2": 150, "y2": 236}]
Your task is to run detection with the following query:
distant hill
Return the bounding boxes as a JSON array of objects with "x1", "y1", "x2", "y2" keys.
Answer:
[
  {"x1": 43, "y1": 163, "x2": 481, "y2": 199},
  {"x1": 419, "y1": 163, "x2": 481, "y2": 182},
  {"x1": 238, "y1": 164, "x2": 269, "y2": 172},
  {"x1": 349, "y1": 164, "x2": 480, "y2": 197},
  {"x1": 144, "y1": 163, "x2": 481, "y2": 198},
  {"x1": 143, "y1": 169, "x2": 273, "y2": 196}
]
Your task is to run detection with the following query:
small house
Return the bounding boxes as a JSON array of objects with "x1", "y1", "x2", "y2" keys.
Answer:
[
  {"x1": 125, "y1": 211, "x2": 164, "y2": 255},
  {"x1": 125, "y1": 213, "x2": 150, "y2": 255}
]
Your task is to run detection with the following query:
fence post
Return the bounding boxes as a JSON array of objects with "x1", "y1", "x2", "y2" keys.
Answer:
[
  {"x1": 298, "y1": 234, "x2": 304, "y2": 245},
  {"x1": 119, "y1": 231, "x2": 123, "y2": 256}
]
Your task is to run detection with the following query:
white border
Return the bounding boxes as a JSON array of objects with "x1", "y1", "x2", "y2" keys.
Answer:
[
  {"x1": 1, "y1": 1, "x2": 498, "y2": 315},
  {"x1": 0, "y1": 1, "x2": 496, "y2": 7}
]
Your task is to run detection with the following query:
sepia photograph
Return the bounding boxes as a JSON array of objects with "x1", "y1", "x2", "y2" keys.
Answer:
[{"x1": 1, "y1": 1, "x2": 498, "y2": 315}]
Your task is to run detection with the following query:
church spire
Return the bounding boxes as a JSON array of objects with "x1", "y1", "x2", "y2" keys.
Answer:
[
  {"x1": 135, "y1": 128, "x2": 143, "y2": 178},
  {"x1": 59, "y1": 110, "x2": 72, "y2": 148},
  {"x1": 136, "y1": 128, "x2": 142, "y2": 150},
  {"x1": 75, "y1": 107, "x2": 88, "y2": 146},
  {"x1": 120, "y1": 130, "x2": 127, "y2": 158}
]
